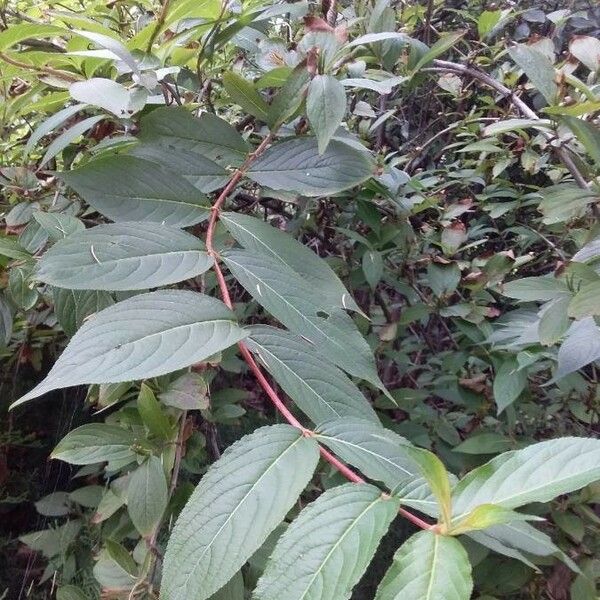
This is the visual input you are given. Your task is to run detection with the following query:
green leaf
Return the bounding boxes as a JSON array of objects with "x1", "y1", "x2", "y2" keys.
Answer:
[
  {"x1": 557, "y1": 317, "x2": 600, "y2": 378},
  {"x1": 254, "y1": 484, "x2": 399, "y2": 600},
  {"x1": 33, "y1": 211, "x2": 85, "y2": 241},
  {"x1": 105, "y1": 539, "x2": 138, "y2": 577},
  {"x1": 538, "y1": 296, "x2": 570, "y2": 346},
  {"x1": 127, "y1": 456, "x2": 168, "y2": 536},
  {"x1": 508, "y1": 44, "x2": 558, "y2": 104},
  {"x1": 137, "y1": 106, "x2": 248, "y2": 167},
  {"x1": 9, "y1": 265, "x2": 38, "y2": 310},
  {"x1": 493, "y1": 357, "x2": 527, "y2": 414},
  {"x1": 159, "y1": 372, "x2": 209, "y2": 410},
  {"x1": 452, "y1": 433, "x2": 513, "y2": 455},
  {"x1": 37, "y1": 222, "x2": 212, "y2": 291},
  {"x1": 375, "y1": 530, "x2": 473, "y2": 600},
  {"x1": 210, "y1": 571, "x2": 245, "y2": 600},
  {"x1": 452, "y1": 437, "x2": 600, "y2": 517},
  {"x1": 51, "y1": 424, "x2": 136, "y2": 465},
  {"x1": 362, "y1": 250, "x2": 384, "y2": 289},
  {"x1": 448, "y1": 504, "x2": 541, "y2": 536},
  {"x1": 13, "y1": 290, "x2": 247, "y2": 407},
  {"x1": 411, "y1": 31, "x2": 465, "y2": 72},
  {"x1": 222, "y1": 249, "x2": 384, "y2": 388},
  {"x1": 56, "y1": 585, "x2": 89, "y2": 600},
  {"x1": 315, "y1": 418, "x2": 436, "y2": 511},
  {"x1": 137, "y1": 384, "x2": 172, "y2": 439},
  {"x1": 161, "y1": 424, "x2": 319, "y2": 600},
  {"x1": 537, "y1": 184, "x2": 598, "y2": 225},
  {"x1": 562, "y1": 116, "x2": 600, "y2": 167},
  {"x1": 247, "y1": 326, "x2": 379, "y2": 424},
  {"x1": 59, "y1": 155, "x2": 209, "y2": 227},
  {"x1": 267, "y1": 63, "x2": 310, "y2": 129},
  {"x1": 246, "y1": 138, "x2": 373, "y2": 197},
  {"x1": 0, "y1": 234, "x2": 32, "y2": 261},
  {"x1": 502, "y1": 276, "x2": 570, "y2": 301},
  {"x1": 0, "y1": 293, "x2": 13, "y2": 347},
  {"x1": 220, "y1": 211, "x2": 361, "y2": 312},
  {"x1": 223, "y1": 72, "x2": 269, "y2": 122},
  {"x1": 52, "y1": 288, "x2": 113, "y2": 337},
  {"x1": 0, "y1": 23, "x2": 65, "y2": 51},
  {"x1": 70, "y1": 78, "x2": 147, "y2": 117},
  {"x1": 568, "y1": 281, "x2": 600, "y2": 319},
  {"x1": 306, "y1": 75, "x2": 347, "y2": 154},
  {"x1": 483, "y1": 118, "x2": 553, "y2": 136}
]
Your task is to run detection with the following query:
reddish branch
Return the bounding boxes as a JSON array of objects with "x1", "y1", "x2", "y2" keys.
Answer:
[{"x1": 204, "y1": 132, "x2": 431, "y2": 531}]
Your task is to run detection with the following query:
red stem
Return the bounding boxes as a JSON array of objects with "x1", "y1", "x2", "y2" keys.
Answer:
[{"x1": 204, "y1": 132, "x2": 430, "y2": 531}]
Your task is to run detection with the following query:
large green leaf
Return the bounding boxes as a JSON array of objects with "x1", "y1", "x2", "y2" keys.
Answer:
[
  {"x1": 254, "y1": 483, "x2": 399, "y2": 600},
  {"x1": 247, "y1": 326, "x2": 379, "y2": 424},
  {"x1": 161, "y1": 424, "x2": 319, "y2": 600},
  {"x1": 508, "y1": 44, "x2": 558, "y2": 104},
  {"x1": 222, "y1": 249, "x2": 384, "y2": 388},
  {"x1": 37, "y1": 222, "x2": 212, "y2": 290},
  {"x1": 51, "y1": 424, "x2": 136, "y2": 465},
  {"x1": 315, "y1": 418, "x2": 434, "y2": 511},
  {"x1": 127, "y1": 456, "x2": 168, "y2": 536},
  {"x1": 12, "y1": 290, "x2": 247, "y2": 407},
  {"x1": 137, "y1": 106, "x2": 249, "y2": 167},
  {"x1": 452, "y1": 437, "x2": 600, "y2": 517},
  {"x1": 375, "y1": 531, "x2": 473, "y2": 600},
  {"x1": 557, "y1": 318, "x2": 600, "y2": 378},
  {"x1": 306, "y1": 75, "x2": 347, "y2": 154},
  {"x1": 52, "y1": 288, "x2": 113, "y2": 336},
  {"x1": 59, "y1": 156, "x2": 209, "y2": 226},
  {"x1": 246, "y1": 138, "x2": 373, "y2": 196},
  {"x1": 220, "y1": 211, "x2": 361, "y2": 312}
]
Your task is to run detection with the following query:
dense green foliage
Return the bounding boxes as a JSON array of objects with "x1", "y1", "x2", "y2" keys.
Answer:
[{"x1": 1, "y1": 1, "x2": 600, "y2": 599}]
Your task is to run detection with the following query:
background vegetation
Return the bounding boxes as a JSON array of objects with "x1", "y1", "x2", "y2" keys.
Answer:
[{"x1": 1, "y1": 0, "x2": 599, "y2": 598}]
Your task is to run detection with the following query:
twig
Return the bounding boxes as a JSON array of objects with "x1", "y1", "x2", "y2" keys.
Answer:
[
  {"x1": 146, "y1": 0, "x2": 171, "y2": 53},
  {"x1": 0, "y1": 51, "x2": 79, "y2": 83},
  {"x1": 204, "y1": 132, "x2": 432, "y2": 530}
]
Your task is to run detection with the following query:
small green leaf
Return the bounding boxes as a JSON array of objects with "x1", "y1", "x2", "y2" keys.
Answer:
[
  {"x1": 52, "y1": 288, "x2": 113, "y2": 337},
  {"x1": 448, "y1": 504, "x2": 541, "y2": 536},
  {"x1": 375, "y1": 530, "x2": 473, "y2": 600},
  {"x1": 568, "y1": 281, "x2": 600, "y2": 319},
  {"x1": 127, "y1": 456, "x2": 168, "y2": 536},
  {"x1": 411, "y1": 31, "x2": 465, "y2": 72},
  {"x1": 137, "y1": 384, "x2": 172, "y2": 439},
  {"x1": 452, "y1": 437, "x2": 600, "y2": 517},
  {"x1": 306, "y1": 74, "x2": 346, "y2": 154},
  {"x1": 508, "y1": 44, "x2": 558, "y2": 104},
  {"x1": 162, "y1": 424, "x2": 319, "y2": 600},
  {"x1": 362, "y1": 250, "x2": 384, "y2": 289},
  {"x1": 33, "y1": 211, "x2": 85, "y2": 241},
  {"x1": 105, "y1": 539, "x2": 138, "y2": 577},
  {"x1": 493, "y1": 357, "x2": 528, "y2": 414},
  {"x1": 267, "y1": 63, "x2": 310, "y2": 129},
  {"x1": 223, "y1": 72, "x2": 269, "y2": 122},
  {"x1": 51, "y1": 424, "x2": 136, "y2": 465},
  {"x1": 254, "y1": 484, "x2": 399, "y2": 600},
  {"x1": 159, "y1": 372, "x2": 209, "y2": 410},
  {"x1": 538, "y1": 297, "x2": 570, "y2": 346}
]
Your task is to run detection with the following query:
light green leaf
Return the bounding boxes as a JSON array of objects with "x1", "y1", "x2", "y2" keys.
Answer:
[
  {"x1": 411, "y1": 31, "x2": 465, "y2": 72},
  {"x1": 105, "y1": 539, "x2": 138, "y2": 577},
  {"x1": 538, "y1": 296, "x2": 570, "y2": 346},
  {"x1": 568, "y1": 281, "x2": 600, "y2": 319},
  {"x1": 222, "y1": 249, "x2": 384, "y2": 388},
  {"x1": 254, "y1": 484, "x2": 399, "y2": 600},
  {"x1": 315, "y1": 418, "x2": 435, "y2": 510},
  {"x1": 537, "y1": 184, "x2": 598, "y2": 225},
  {"x1": 493, "y1": 357, "x2": 527, "y2": 414},
  {"x1": 37, "y1": 222, "x2": 212, "y2": 290},
  {"x1": 502, "y1": 276, "x2": 570, "y2": 301},
  {"x1": 52, "y1": 288, "x2": 113, "y2": 337},
  {"x1": 508, "y1": 44, "x2": 558, "y2": 104},
  {"x1": 137, "y1": 106, "x2": 248, "y2": 167},
  {"x1": 223, "y1": 72, "x2": 269, "y2": 122},
  {"x1": 59, "y1": 155, "x2": 209, "y2": 226},
  {"x1": 267, "y1": 63, "x2": 310, "y2": 129},
  {"x1": 362, "y1": 250, "x2": 383, "y2": 289},
  {"x1": 483, "y1": 118, "x2": 552, "y2": 136},
  {"x1": 13, "y1": 290, "x2": 247, "y2": 407},
  {"x1": 247, "y1": 138, "x2": 373, "y2": 197},
  {"x1": 161, "y1": 424, "x2": 319, "y2": 600},
  {"x1": 452, "y1": 433, "x2": 512, "y2": 455},
  {"x1": 33, "y1": 211, "x2": 85, "y2": 241},
  {"x1": 448, "y1": 504, "x2": 541, "y2": 536},
  {"x1": 0, "y1": 23, "x2": 65, "y2": 51},
  {"x1": 375, "y1": 530, "x2": 473, "y2": 600},
  {"x1": 557, "y1": 317, "x2": 600, "y2": 378},
  {"x1": 137, "y1": 384, "x2": 172, "y2": 439},
  {"x1": 452, "y1": 437, "x2": 600, "y2": 517},
  {"x1": 0, "y1": 234, "x2": 32, "y2": 261},
  {"x1": 51, "y1": 424, "x2": 136, "y2": 465},
  {"x1": 307, "y1": 75, "x2": 347, "y2": 154},
  {"x1": 127, "y1": 456, "x2": 168, "y2": 536},
  {"x1": 40, "y1": 115, "x2": 105, "y2": 167},
  {"x1": 247, "y1": 326, "x2": 379, "y2": 424},
  {"x1": 159, "y1": 372, "x2": 209, "y2": 410},
  {"x1": 56, "y1": 585, "x2": 89, "y2": 600},
  {"x1": 562, "y1": 116, "x2": 600, "y2": 167},
  {"x1": 70, "y1": 78, "x2": 147, "y2": 117},
  {"x1": 8, "y1": 265, "x2": 38, "y2": 310},
  {"x1": 220, "y1": 211, "x2": 361, "y2": 312}
]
